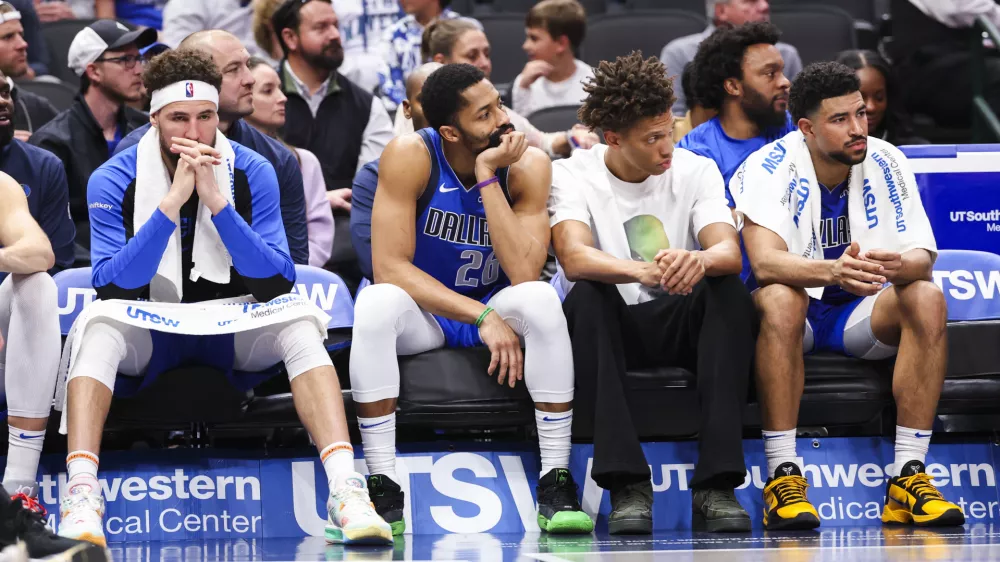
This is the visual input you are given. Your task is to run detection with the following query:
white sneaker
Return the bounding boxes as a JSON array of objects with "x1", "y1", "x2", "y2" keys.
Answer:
[
  {"x1": 325, "y1": 473, "x2": 393, "y2": 546},
  {"x1": 57, "y1": 479, "x2": 106, "y2": 547}
]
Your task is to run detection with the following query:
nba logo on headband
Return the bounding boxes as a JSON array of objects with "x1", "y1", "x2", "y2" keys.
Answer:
[{"x1": 185, "y1": 82, "x2": 194, "y2": 98}]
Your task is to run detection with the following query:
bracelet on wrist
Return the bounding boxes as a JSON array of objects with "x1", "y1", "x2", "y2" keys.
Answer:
[
  {"x1": 475, "y1": 307, "x2": 494, "y2": 327},
  {"x1": 474, "y1": 176, "x2": 499, "y2": 190}
]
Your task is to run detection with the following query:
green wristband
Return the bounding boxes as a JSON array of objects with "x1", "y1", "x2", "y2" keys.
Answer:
[{"x1": 476, "y1": 307, "x2": 494, "y2": 327}]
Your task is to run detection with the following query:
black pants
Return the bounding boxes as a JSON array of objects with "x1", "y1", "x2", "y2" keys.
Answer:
[
  {"x1": 898, "y1": 47, "x2": 1000, "y2": 128},
  {"x1": 563, "y1": 276, "x2": 756, "y2": 491}
]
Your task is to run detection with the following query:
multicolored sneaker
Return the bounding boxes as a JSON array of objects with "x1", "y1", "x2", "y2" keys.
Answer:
[
  {"x1": 367, "y1": 474, "x2": 405, "y2": 536},
  {"x1": 536, "y1": 469, "x2": 594, "y2": 534},
  {"x1": 1, "y1": 485, "x2": 107, "y2": 562},
  {"x1": 762, "y1": 462, "x2": 821, "y2": 530},
  {"x1": 882, "y1": 460, "x2": 965, "y2": 527},
  {"x1": 325, "y1": 473, "x2": 393, "y2": 546},
  {"x1": 57, "y1": 478, "x2": 107, "y2": 548}
]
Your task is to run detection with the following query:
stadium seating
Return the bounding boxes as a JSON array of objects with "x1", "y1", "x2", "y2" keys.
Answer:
[
  {"x1": 770, "y1": 5, "x2": 858, "y2": 65},
  {"x1": 16, "y1": 79, "x2": 76, "y2": 113},
  {"x1": 581, "y1": 10, "x2": 706, "y2": 67},
  {"x1": 526, "y1": 104, "x2": 582, "y2": 133},
  {"x1": 477, "y1": 14, "x2": 531, "y2": 85},
  {"x1": 41, "y1": 19, "x2": 98, "y2": 87}
]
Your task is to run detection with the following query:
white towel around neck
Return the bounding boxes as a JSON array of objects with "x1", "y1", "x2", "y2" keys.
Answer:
[
  {"x1": 730, "y1": 130, "x2": 937, "y2": 299},
  {"x1": 134, "y1": 127, "x2": 235, "y2": 302}
]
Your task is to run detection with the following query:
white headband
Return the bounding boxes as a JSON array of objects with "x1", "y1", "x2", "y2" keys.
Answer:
[
  {"x1": 0, "y1": 8, "x2": 21, "y2": 24},
  {"x1": 149, "y1": 80, "x2": 219, "y2": 115}
]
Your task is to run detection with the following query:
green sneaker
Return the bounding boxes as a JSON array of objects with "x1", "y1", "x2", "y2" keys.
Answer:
[
  {"x1": 367, "y1": 474, "x2": 406, "y2": 536},
  {"x1": 536, "y1": 469, "x2": 594, "y2": 534}
]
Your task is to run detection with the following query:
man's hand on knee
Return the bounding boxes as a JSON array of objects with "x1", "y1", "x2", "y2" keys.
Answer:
[{"x1": 478, "y1": 310, "x2": 523, "y2": 388}]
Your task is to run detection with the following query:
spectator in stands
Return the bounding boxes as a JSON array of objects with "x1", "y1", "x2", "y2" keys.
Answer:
[
  {"x1": 0, "y1": 168, "x2": 100, "y2": 561},
  {"x1": 246, "y1": 56, "x2": 334, "y2": 268},
  {"x1": 673, "y1": 62, "x2": 716, "y2": 142},
  {"x1": 271, "y1": 0, "x2": 393, "y2": 288},
  {"x1": 661, "y1": 0, "x2": 800, "y2": 117},
  {"x1": 252, "y1": 0, "x2": 286, "y2": 63},
  {"x1": 889, "y1": 0, "x2": 1000, "y2": 129},
  {"x1": 735, "y1": 61, "x2": 964, "y2": 530},
  {"x1": 351, "y1": 63, "x2": 591, "y2": 538},
  {"x1": 836, "y1": 50, "x2": 928, "y2": 146},
  {"x1": 379, "y1": 0, "x2": 466, "y2": 110},
  {"x1": 550, "y1": 51, "x2": 753, "y2": 535},
  {"x1": 32, "y1": 0, "x2": 83, "y2": 22},
  {"x1": 418, "y1": 18, "x2": 597, "y2": 157},
  {"x1": 30, "y1": 20, "x2": 155, "y2": 251},
  {"x1": 94, "y1": 0, "x2": 166, "y2": 30},
  {"x1": 115, "y1": 29, "x2": 311, "y2": 266},
  {"x1": 333, "y1": 0, "x2": 401, "y2": 93},
  {"x1": 678, "y1": 22, "x2": 793, "y2": 194},
  {"x1": 350, "y1": 61, "x2": 439, "y2": 282},
  {"x1": 9, "y1": 0, "x2": 49, "y2": 78},
  {"x1": 511, "y1": 0, "x2": 592, "y2": 118},
  {"x1": 161, "y1": 0, "x2": 266, "y2": 61},
  {"x1": 57, "y1": 49, "x2": 393, "y2": 548},
  {"x1": 0, "y1": 1, "x2": 56, "y2": 139}
]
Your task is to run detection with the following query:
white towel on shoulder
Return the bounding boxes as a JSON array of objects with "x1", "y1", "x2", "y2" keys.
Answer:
[
  {"x1": 730, "y1": 130, "x2": 937, "y2": 299},
  {"x1": 134, "y1": 127, "x2": 235, "y2": 302}
]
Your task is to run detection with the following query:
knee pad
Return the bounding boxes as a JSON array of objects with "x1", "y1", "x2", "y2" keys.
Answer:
[
  {"x1": 352, "y1": 283, "x2": 414, "y2": 335},
  {"x1": 67, "y1": 320, "x2": 130, "y2": 391},
  {"x1": 277, "y1": 319, "x2": 334, "y2": 381},
  {"x1": 843, "y1": 296, "x2": 898, "y2": 361},
  {"x1": 495, "y1": 281, "x2": 567, "y2": 336}
]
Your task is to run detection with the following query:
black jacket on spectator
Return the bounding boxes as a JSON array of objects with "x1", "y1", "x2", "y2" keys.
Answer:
[
  {"x1": 30, "y1": 94, "x2": 148, "y2": 249},
  {"x1": 9, "y1": 0, "x2": 50, "y2": 78},
  {"x1": 12, "y1": 83, "x2": 57, "y2": 134},
  {"x1": 276, "y1": 60, "x2": 373, "y2": 190},
  {"x1": 115, "y1": 119, "x2": 311, "y2": 266}
]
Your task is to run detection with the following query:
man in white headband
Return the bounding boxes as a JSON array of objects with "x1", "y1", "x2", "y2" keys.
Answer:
[{"x1": 59, "y1": 49, "x2": 392, "y2": 547}]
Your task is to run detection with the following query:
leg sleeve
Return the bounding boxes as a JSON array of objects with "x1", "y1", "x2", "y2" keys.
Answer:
[
  {"x1": 349, "y1": 283, "x2": 446, "y2": 404},
  {"x1": 486, "y1": 281, "x2": 574, "y2": 404},
  {"x1": 843, "y1": 291, "x2": 898, "y2": 360},
  {"x1": 232, "y1": 319, "x2": 334, "y2": 380},
  {"x1": 0, "y1": 273, "x2": 61, "y2": 418},
  {"x1": 67, "y1": 319, "x2": 153, "y2": 391}
]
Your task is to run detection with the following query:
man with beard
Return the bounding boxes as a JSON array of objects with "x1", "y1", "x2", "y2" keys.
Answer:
[
  {"x1": 114, "y1": 29, "x2": 310, "y2": 267},
  {"x1": 678, "y1": 21, "x2": 793, "y2": 195},
  {"x1": 350, "y1": 63, "x2": 590, "y2": 537},
  {"x1": 0, "y1": 69, "x2": 77, "y2": 515},
  {"x1": 31, "y1": 20, "x2": 155, "y2": 252},
  {"x1": 272, "y1": 0, "x2": 393, "y2": 288},
  {"x1": 0, "y1": 1, "x2": 56, "y2": 140},
  {"x1": 735, "y1": 62, "x2": 962, "y2": 530}
]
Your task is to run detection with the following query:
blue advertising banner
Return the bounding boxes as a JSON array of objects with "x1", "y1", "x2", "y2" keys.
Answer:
[
  {"x1": 25, "y1": 438, "x2": 1000, "y2": 542},
  {"x1": 904, "y1": 145, "x2": 1000, "y2": 256}
]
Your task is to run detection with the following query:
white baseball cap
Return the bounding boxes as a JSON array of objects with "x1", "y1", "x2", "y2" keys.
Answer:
[{"x1": 66, "y1": 19, "x2": 157, "y2": 77}]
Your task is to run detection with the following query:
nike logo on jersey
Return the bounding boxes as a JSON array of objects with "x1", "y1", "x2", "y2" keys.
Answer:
[{"x1": 439, "y1": 183, "x2": 459, "y2": 193}]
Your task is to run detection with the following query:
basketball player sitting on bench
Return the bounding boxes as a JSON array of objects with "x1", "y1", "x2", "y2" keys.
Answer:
[{"x1": 350, "y1": 63, "x2": 592, "y2": 537}]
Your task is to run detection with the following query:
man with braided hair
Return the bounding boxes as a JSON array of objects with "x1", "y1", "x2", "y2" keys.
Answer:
[{"x1": 549, "y1": 51, "x2": 755, "y2": 534}]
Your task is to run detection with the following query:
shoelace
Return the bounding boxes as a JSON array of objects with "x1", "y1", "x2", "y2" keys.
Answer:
[
  {"x1": 897, "y1": 473, "x2": 944, "y2": 500},
  {"x1": 703, "y1": 489, "x2": 742, "y2": 510},
  {"x1": 773, "y1": 476, "x2": 810, "y2": 504},
  {"x1": 336, "y1": 487, "x2": 377, "y2": 516},
  {"x1": 12, "y1": 494, "x2": 46, "y2": 517},
  {"x1": 614, "y1": 486, "x2": 651, "y2": 512},
  {"x1": 9, "y1": 498, "x2": 49, "y2": 536},
  {"x1": 62, "y1": 492, "x2": 102, "y2": 517},
  {"x1": 544, "y1": 475, "x2": 580, "y2": 507}
]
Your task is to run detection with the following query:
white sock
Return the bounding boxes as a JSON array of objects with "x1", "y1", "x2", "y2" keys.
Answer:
[
  {"x1": 893, "y1": 425, "x2": 931, "y2": 476},
  {"x1": 320, "y1": 442, "x2": 355, "y2": 487},
  {"x1": 358, "y1": 413, "x2": 398, "y2": 482},
  {"x1": 66, "y1": 451, "x2": 99, "y2": 482},
  {"x1": 762, "y1": 429, "x2": 798, "y2": 477},
  {"x1": 536, "y1": 409, "x2": 572, "y2": 478},
  {"x1": 4, "y1": 426, "x2": 44, "y2": 491}
]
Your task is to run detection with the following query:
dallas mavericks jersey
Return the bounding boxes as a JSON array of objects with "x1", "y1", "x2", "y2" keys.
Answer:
[{"x1": 411, "y1": 128, "x2": 512, "y2": 303}]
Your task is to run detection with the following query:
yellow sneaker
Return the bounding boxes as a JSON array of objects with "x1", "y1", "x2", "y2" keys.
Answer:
[
  {"x1": 882, "y1": 460, "x2": 965, "y2": 527},
  {"x1": 762, "y1": 462, "x2": 821, "y2": 530}
]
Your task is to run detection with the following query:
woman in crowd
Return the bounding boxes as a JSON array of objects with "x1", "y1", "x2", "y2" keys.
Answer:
[
  {"x1": 245, "y1": 56, "x2": 335, "y2": 268},
  {"x1": 836, "y1": 50, "x2": 928, "y2": 145}
]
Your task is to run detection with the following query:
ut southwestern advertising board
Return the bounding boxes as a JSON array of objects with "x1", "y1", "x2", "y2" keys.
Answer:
[{"x1": 21, "y1": 438, "x2": 1000, "y2": 542}]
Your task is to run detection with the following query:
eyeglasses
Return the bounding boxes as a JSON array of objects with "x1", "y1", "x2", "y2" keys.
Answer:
[{"x1": 95, "y1": 54, "x2": 145, "y2": 70}]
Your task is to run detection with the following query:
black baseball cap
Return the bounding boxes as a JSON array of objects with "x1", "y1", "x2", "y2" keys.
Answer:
[{"x1": 67, "y1": 19, "x2": 157, "y2": 76}]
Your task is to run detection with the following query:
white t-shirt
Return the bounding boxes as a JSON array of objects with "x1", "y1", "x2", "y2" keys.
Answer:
[
  {"x1": 549, "y1": 145, "x2": 735, "y2": 302},
  {"x1": 512, "y1": 59, "x2": 594, "y2": 119}
]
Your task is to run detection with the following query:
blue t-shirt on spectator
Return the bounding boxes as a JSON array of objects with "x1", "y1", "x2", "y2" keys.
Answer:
[
  {"x1": 677, "y1": 113, "x2": 796, "y2": 206},
  {"x1": 115, "y1": 0, "x2": 167, "y2": 30}
]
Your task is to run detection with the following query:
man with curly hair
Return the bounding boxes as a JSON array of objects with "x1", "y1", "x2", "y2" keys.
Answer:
[
  {"x1": 550, "y1": 51, "x2": 755, "y2": 534},
  {"x1": 58, "y1": 49, "x2": 392, "y2": 547},
  {"x1": 677, "y1": 21, "x2": 793, "y2": 194},
  {"x1": 735, "y1": 61, "x2": 963, "y2": 530}
]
